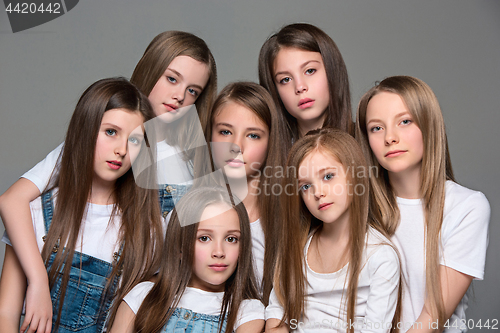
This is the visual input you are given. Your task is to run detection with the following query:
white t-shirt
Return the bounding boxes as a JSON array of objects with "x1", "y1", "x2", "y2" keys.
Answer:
[
  {"x1": 266, "y1": 227, "x2": 400, "y2": 333},
  {"x1": 250, "y1": 218, "x2": 265, "y2": 293},
  {"x1": 22, "y1": 141, "x2": 193, "y2": 193},
  {"x1": 123, "y1": 282, "x2": 265, "y2": 331},
  {"x1": 392, "y1": 181, "x2": 490, "y2": 332},
  {"x1": 2, "y1": 193, "x2": 121, "y2": 263}
]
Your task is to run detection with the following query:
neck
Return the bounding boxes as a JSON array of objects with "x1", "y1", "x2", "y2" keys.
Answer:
[
  {"x1": 319, "y1": 208, "x2": 350, "y2": 244},
  {"x1": 243, "y1": 177, "x2": 261, "y2": 222},
  {"x1": 388, "y1": 164, "x2": 422, "y2": 199},
  {"x1": 297, "y1": 113, "x2": 326, "y2": 138},
  {"x1": 89, "y1": 178, "x2": 115, "y2": 205}
]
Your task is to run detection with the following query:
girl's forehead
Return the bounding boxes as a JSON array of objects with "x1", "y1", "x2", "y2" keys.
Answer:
[{"x1": 198, "y1": 202, "x2": 239, "y2": 229}]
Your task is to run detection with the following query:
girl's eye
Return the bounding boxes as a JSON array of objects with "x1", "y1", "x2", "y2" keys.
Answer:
[
  {"x1": 220, "y1": 130, "x2": 231, "y2": 136},
  {"x1": 248, "y1": 133, "x2": 260, "y2": 139},
  {"x1": 128, "y1": 136, "x2": 142, "y2": 145},
  {"x1": 323, "y1": 173, "x2": 335, "y2": 181},
  {"x1": 226, "y1": 236, "x2": 239, "y2": 244},
  {"x1": 370, "y1": 126, "x2": 382, "y2": 133},
  {"x1": 300, "y1": 184, "x2": 311, "y2": 192},
  {"x1": 305, "y1": 68, "x2": 316, "y2": 75},
  {"x1": 105, "y1": 129, "x2": 117, "y2": 136},
  {"x1": 279, "y1": 77, "x2": 291, "y2": 84},
  {"x1": 198, "y1": 236, "x2": 210, "y2": 242},
  {"x1": 400, "y1": 119, "x2": 412, "y2": 125},
  {"x1": 187, "y1": 88, "x2": 199, "y2": 97},
  {"x1": 167, "y1": 76, "x2": 177, "y2": 83}
]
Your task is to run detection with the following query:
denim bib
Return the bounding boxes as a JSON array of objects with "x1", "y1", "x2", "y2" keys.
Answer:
[
  {"x1": 158, "y1": 184, "x2": 191, "y2": 218},
  {"x1": 162, "y1": 308, "x2": 227, "y2": 333},
  {"x1": 41, "y1": 192, "x2": 121, "y2": 333}
]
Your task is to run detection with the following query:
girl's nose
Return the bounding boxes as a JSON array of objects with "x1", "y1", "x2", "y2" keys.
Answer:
[
  {"x1": 212, "y1": 242, "x2": 225, "y2": 259},
  {"x1": 384, "y1": 128, "x2": 399, "y2": 145},
  {"x1": 115, "y1": 138, "x2": 128, "y2": 156},
  {"x1": 171, "y1": 86, "x2": 185, "y2": 105},
  {"x1": 295, "y1": 78, "x2": 307, "y2": 94}
]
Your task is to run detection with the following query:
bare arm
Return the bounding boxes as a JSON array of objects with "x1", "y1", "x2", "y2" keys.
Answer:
[
  {"x1": 0, "y1": 245, "x2": 28, "y2": 333},
  {"x1": 0, "y1": 178, "x2": 52, "y2": 333},
  {"x1": 108, "y1": 301, "x2": 135, "y2": 333},
  {"x1": 265, "y1": 319, "x2": 289, "y2": 333},
  {"x1": 406, "y1": 266, "x2": 473, "y2": 333}
]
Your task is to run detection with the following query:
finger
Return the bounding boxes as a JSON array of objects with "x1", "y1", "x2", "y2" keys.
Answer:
[
  {"x1": 44, "y1": 316, "x2": 53, "y2": 333},
  {"x1": 20, "y1": 312, "x2": 32, "y2": 333}
]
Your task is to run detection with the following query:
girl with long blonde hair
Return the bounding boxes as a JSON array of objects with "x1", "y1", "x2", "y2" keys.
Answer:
[
  {"x1": 356, "y1": 75, "x2": 490, "y2": 332},
  {"x1": 266, "y1": 129, "x2": 401, "y2": 333}
]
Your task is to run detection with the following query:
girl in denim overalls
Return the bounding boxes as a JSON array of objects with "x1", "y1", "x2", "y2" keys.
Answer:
[
  {"x1": 0, "y1": 78, "x2": 165, "y2": 332},
  {"x1": 109, "y1": 186, "x2": 265, "y2": 333},
  {"x1": 0, "y1": 31, "x2": 217, "y2": 332}
]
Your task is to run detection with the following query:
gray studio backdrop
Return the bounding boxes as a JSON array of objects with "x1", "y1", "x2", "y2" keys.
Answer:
[{"x1": 1, "y1": 0, "x2": 498, "y2": 328}]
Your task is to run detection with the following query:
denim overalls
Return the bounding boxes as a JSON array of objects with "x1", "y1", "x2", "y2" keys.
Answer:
[
  {"x1": 158, "y1": 184, "x2": 191, "y2": 218},
  {"x1": 41, "y1": 192, "x2": 121, "y2": 333},
  {"x1": 162, "y1": 308, "x2": 227, "y2": 333}
]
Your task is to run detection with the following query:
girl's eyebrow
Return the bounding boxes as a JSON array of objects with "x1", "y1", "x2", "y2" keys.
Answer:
[
  {"x1": 101, "y1": 123, "x2": 122, "y2": 130},
  {"x1": 366, "y1": 111, "x2": 410, "y2": 125},
  {"x1": 274, "y1": 60, "x2": 321, "y2": 78},
  {"x1": 214, "y1": 123, "x2": 266, "y2": 133},
  {"x1": 197, "y1": 229, "x2": 241, "y2": 234},
  {"x1": 166, "y1": 67, "x2": 204, "y2": 91}
]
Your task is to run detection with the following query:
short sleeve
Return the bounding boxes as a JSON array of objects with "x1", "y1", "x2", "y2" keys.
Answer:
[
  {"x1": 22, "y1": 143, "x2": 63, "y2": 193},
  {"x1": 440, "y1": 192, "x2": 490, "y2": 280},
  {"x1": 122, "y1": 281, "x2": 155, "y2": 314},
  {"x1": 363, "y1": 245, "x2": 400, "y2": 333},
  {"x1": 234, "y1": 299, "x2": 265, "y2": 330},
  {"x1": 265, "y1": 287, "x2": 285, "y2": 321}
]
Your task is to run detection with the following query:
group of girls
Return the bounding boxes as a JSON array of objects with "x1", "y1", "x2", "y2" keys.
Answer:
[{"x1": 0, "y1": 22, "x2": 490, "y2": 333}]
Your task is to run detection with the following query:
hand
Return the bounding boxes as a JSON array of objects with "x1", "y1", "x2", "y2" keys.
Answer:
[{"x1": 20, "y1": 280, "x2": 52, "y2": 333}]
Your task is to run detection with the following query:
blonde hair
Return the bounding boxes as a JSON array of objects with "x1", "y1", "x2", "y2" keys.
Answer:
[
  {"x1": 275, "y1": 128, "x2": 400, "y2": 332},
  {"x1": 356, "y1": 75, "x2": 455, "y2": 327}
]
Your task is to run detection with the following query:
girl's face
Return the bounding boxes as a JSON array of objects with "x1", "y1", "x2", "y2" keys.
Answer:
[
  {"x1": 365, "y1": 92, "x2": 424, "y2": 178},
  {"x1": 211, "y1": 101, "x2": 269, "y2": 180},
  {"x1": 148, "y1": 55, "x2": 210, "y2": 121},
  {"x1": 93, "y1": 108, "x2": 145, "y2": 188},
  {"x1": 189, "y1": 202, "x2": 241, "y2": 292},
  {"x1": 298, "y1": 150, "x2": 351, "y2": 225},
  {"x1": 273, "y1": 47, "x2": 330, "y2": 131}
]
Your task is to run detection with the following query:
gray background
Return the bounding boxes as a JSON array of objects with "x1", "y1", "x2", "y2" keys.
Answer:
[{"x1": 0, "y1": 0, "x2": 498, "y2": 327}]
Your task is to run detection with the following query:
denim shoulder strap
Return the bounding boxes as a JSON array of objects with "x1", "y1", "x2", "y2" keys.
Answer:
[{"x1": 41, "y1": 191, "x2": 54, "y2": 234}]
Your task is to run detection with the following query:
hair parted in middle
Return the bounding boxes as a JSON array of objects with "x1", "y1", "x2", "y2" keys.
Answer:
[
  {"x1": 356, "y1": 75, "x2": 455, "y2": 328},
  {"x1": 134, "y1": 186, "x2": 260, "y2": 333},
  {"x1": 258, "y1": 22, "x2": 354, "y2": 144},
  {"x1": 274, "y1": 128, "x2": 400, "y2": 333},
  {"x1": 199, "y1": 81, "x2": 288, "y2": 304},
  {"x1": 41, "y1": 77, "x2": 164, "y2": 330}
]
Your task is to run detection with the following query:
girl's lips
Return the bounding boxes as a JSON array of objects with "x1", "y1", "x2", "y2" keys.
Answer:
[
  {"x1": 163, "y1": 103, "x2": 179, "y2": 112},
  {"x1": 209, "y1": 264, "x2": 228, "y2": 272},
  {"x1": 298, "y1": 98, "x2": 315, "y2": 109},
  {"x1": 318, "y1": 203, "x2": 332, "y2": 210},
  {"x1": 385, "y1": 150, "x2": 407, "y2": 158},
  {"x1": 225, "y1": 159, "x2": 245, "y2": 167},
  {"x1": 107, "y1": 161, "x2": 122, "y2": 170}
]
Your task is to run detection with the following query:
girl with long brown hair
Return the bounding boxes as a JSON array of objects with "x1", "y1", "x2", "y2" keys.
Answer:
[
  {"x1": 0, "y1": 31, "x2": 217, "y2": 332},
  {"x1": 109, "y1": 186, "x2": 264, "y2": 333},
  {"x1": 266, "y1": 129, "x2": 401, "y2": 333},
  {"x1": 0, "y1": 77, "x2": 164, "y2": 332},
  {"x1": 259, "y1": 23, "x2": 354, "y2": 146},
  {"x1": 356, "y1": 76, "x2": 490, "y2": 332},
  {"x1": 200, "y1": 82, "x2": 286, "y2": 305}
]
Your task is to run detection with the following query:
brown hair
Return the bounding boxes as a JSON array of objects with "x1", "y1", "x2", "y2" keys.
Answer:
[
  {"x1": 200, "y1": 81, "x2": 287, "y2": 304},
  {"x1": 274, "y1": 128, "x2": 401, "y2": 332},
  {"x1": 259, "y1": 23, "x2": 353, "y2": 143},
  {"x1": 42, "y1": 77, "x2": 164, "y2": 330},
  {"x1": 134, "y1": 186, "x2": 260, "y2": 333},
  {"x1": 356, "y1": 75, "x2": 455, "y2": 328},
  {"x1": 131, "y1": 31, "x2": 217, "y2": 157}
]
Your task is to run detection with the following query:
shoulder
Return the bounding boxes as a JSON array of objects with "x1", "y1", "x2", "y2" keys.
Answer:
[
  {"x1": 365, "y1": 228, "x2": 400, "y2": 271},
  {"x1": 122, "y1": 281, "x2": 155, "y2": 315},
  {"x1": 443, "y1": 181, "x2": 490, "y2": 227}
]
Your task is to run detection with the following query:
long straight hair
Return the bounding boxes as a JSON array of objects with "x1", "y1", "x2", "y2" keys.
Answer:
[
  {"x1": 274, "y1": 129, "x2": 401, "y2": 332},
  {"x1": 259, "y1": 23, "x2": 353, "y2": 143},
  {"x1": 356, "y1": 75, "x2": 454, "y2": 327},
  {"x1": 134, "y1": 186, "x2": 260, "y2": 333},
  {"x1": 200, "y1": 81, "x2": 287, "y2": 304},
  {"x1": 130, "y1": 31, "x2": 217, "y2": 158},
  {"x1": 41, "y1": 78, "x2": 164, "y2": 330}
]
